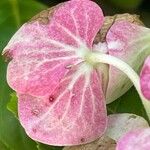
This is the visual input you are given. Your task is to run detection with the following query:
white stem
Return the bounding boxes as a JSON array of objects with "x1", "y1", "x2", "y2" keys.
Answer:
[{"x1": 89, "y1": 52, "x2": 150, "y2": 120}]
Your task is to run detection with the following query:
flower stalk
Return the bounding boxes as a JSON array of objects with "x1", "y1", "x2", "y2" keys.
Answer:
[{"x1": 88, "y1": 52, "x2": 150, "y2": 122}]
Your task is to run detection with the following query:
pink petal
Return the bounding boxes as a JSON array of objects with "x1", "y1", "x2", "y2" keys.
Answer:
[
  {"x1": 7, "y1": 53, "x2": 80, "y2": 96},
  {"x1": 4, "y1": 0, "x2": 104, "y2": 57},
  {"x1": 116, "y1": 128, "x2": 150, "y2": 150},
  {"x1": 6, "y1": 0, "x2": 104, "y2": 97},
  {"x1": 140, "y1": 56, "x2": 150, "y2": 100},
  {"x1": 106, "y1": 21, "x2": 150, "y2": 103},
  {"x1": 18, "y1": 67, "x2": 107, "y2": 146}
]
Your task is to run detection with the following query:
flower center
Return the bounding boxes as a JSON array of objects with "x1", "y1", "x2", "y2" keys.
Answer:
[{"x1": 84, "y1": 51, "x2": 99, "y2": 67}]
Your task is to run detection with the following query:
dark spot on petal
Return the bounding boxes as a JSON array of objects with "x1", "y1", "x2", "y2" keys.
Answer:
[
  {"x1": 45, "y1": 102, "x2": 49, "y2": 107},
  {"x1": 71, "y1": 93, "x2": 76, "y2": 99},
  {"x1": 42, "y1": 131, "x2": 48, "y2": 136},
  {"x1": 31, "y1": 109, "x2": 39, "y2": 116},
  {"x1": 49, "y1": 96, "x2": 55, "y2": 102},
  {"x1": 32, "y1": 128, "x2": 37, "y2": 133},
  {"x1": 58, "y1": 115, "x2": 61, "y2": 120},
  {"x1": 80, "y1": 138, "x2": 85, "y2": 143}
]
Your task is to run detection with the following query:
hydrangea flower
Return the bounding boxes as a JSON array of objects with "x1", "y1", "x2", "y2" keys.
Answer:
[{"x1": 3, "y1": 0, "x2": 150, "y2": 146}]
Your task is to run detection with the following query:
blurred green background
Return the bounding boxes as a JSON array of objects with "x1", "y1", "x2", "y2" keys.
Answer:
[{"x1": 0, "y1": 0, "x2": 150, "y2": 150}]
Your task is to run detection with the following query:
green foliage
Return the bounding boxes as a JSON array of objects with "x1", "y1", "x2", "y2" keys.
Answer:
[
  {"x1": 7, "y1": 93, "x2": 18, "y2": 118},
  {"x1": 37, "y1": 143, "x2": 62, "y2": 150},
  {"x1": 0, "y1": 141, "x2": 9, "y2": 150},
  {"x1": 107, "y1": 87, "x2": 148, "y2": 121}
]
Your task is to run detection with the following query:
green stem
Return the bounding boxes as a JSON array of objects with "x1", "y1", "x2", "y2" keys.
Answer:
[{"x1": 89, "y1": 52, "x2": 150, "y2": 121}]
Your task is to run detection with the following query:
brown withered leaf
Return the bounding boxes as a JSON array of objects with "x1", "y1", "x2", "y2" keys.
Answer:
[
  {"x1": 94, "y1": 13, "x2": 144, "y2": 43},
  {"x1": 29, "y1": 3, "x2": 62, "y2": 24}
]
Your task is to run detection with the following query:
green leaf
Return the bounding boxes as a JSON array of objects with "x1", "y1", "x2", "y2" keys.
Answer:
[
  {"x1": 0, "y1": 141, "x2": 9, "y2": 150},
  {"x1": 107, "y1": 87, "x2": 148, "y2": 121},
  {"x1": 0, "y1": 0, "x2": 47, "y2": 149},
  {"x1": 37, "y1": 143, "x2": 63, "y2": 150},
  {"x1": 7, "y1": 93, "x2": 18, "y2": 118}
]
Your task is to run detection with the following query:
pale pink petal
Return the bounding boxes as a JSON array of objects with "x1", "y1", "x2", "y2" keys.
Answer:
[
  {"x1": 106, "y1": 21, "x2": 150, "y2": 103},
  {"x1": 18, "y1": 66, "x2": 107, "y2": 146},
  {"x1": 116, "y1": 128, "x2": 150, "y2": 150},
  {"x1": 106, "y1": 113, "x2": 149, "y2": 141},
  {"x1": 140, "y1": 56, "x2": 150, "y2": 100},
  {"x1": 51, "y1": 0, "x2": 104, "y2": 48},
  {"x1": 6, "y1": 0, "x2": 104, "y2": 97},
  {"x1": 4, "y1": 0, "x2": 104, "y2": 57},
  {"x1": 7, "y1": 53, "x2": 79, "y2": 96}
]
